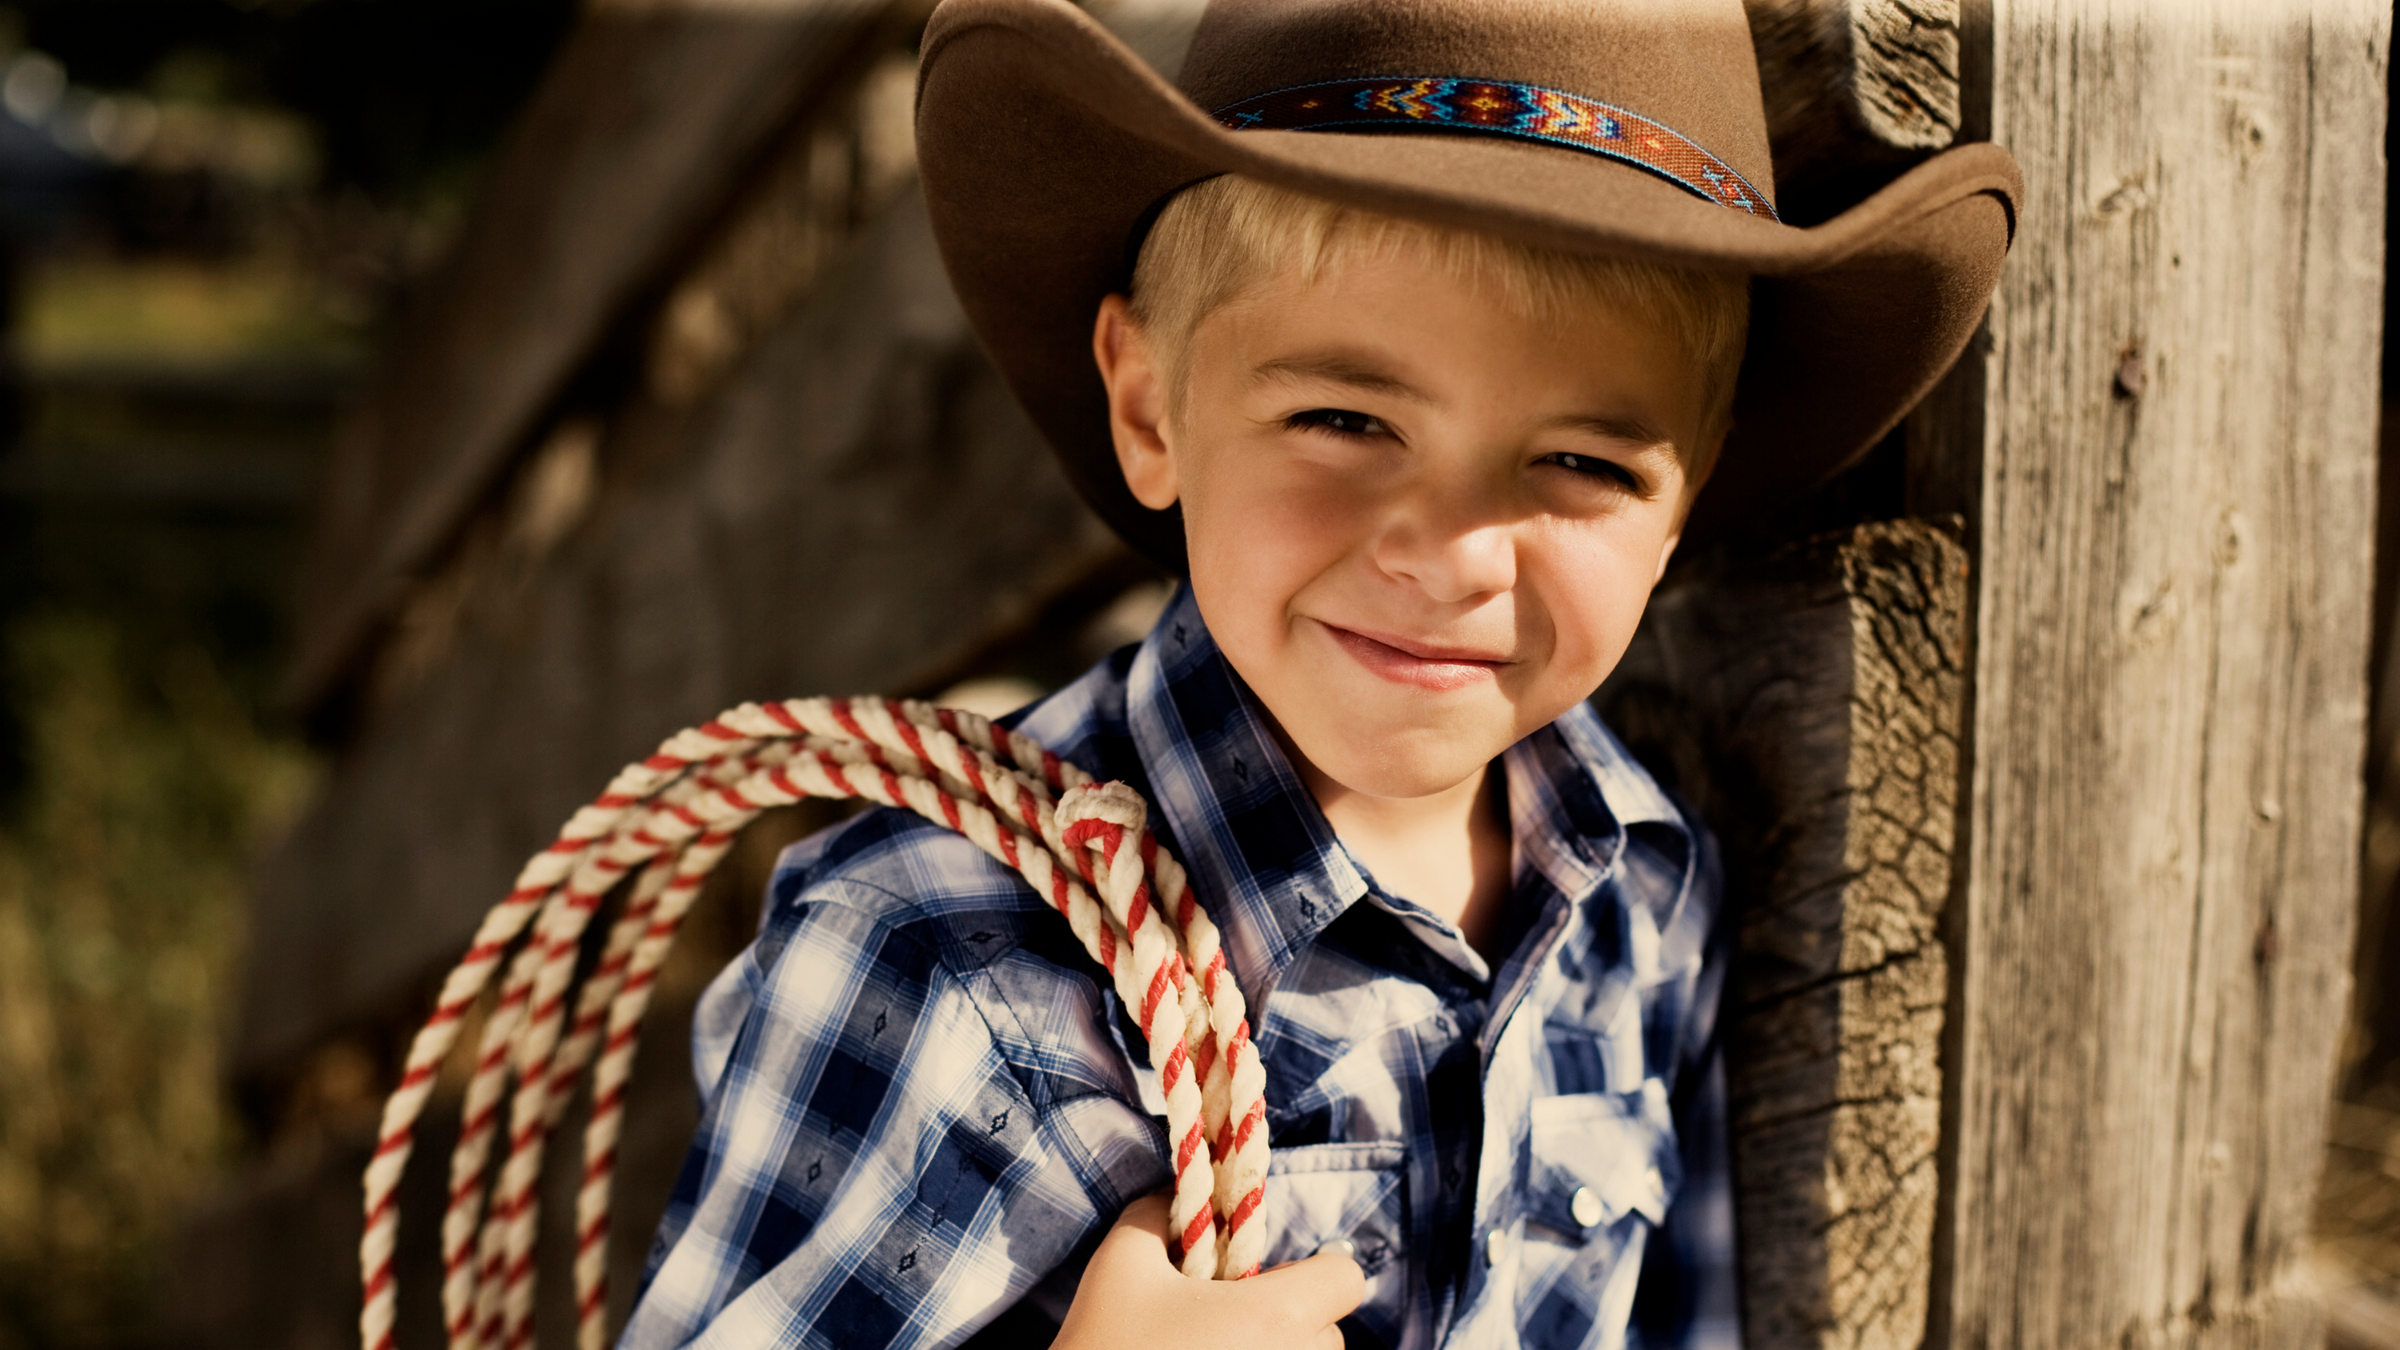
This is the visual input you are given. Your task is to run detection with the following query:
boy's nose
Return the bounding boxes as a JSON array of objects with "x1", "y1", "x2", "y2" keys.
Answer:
[{"x1": 1370, "y1": 504, "x2": 1516, "y2": 605}]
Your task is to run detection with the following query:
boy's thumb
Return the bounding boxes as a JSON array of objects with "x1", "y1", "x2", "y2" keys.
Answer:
[
  {"x1": 1089, "y1": 1190, "x2": 1180, "y2": 1274},
  {"x1": 1109, "y1": 1191, "x2": 1176, "y2": 1243},
  {"x1": 1246, "y1": 1245, "x2": 1367, "y2": 1326}
]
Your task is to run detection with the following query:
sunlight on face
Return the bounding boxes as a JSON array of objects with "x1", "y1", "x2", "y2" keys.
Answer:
[{"x1": 1099, "y1": 245, "x2": 1716, "y2": 803}]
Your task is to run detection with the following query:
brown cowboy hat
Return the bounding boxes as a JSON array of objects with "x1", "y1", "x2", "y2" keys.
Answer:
[{"x1": 914, "y1": 0, "x2": 2021, "y2": 565}]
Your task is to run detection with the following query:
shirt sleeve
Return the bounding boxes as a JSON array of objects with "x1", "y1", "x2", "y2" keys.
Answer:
[{"x1": 618, "y1": 892, "x2": 1129, "y2": 1350}]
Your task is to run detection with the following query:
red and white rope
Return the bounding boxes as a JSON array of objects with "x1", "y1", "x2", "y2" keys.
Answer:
[{"x1": 360, "y1": 698, "x2": 1271, "y2": 1350}]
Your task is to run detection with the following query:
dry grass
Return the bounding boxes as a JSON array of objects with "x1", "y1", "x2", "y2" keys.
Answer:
[
  {"x1": 0, "y1": 614, "x2": 313, "y2": 1349},
  {"x1": 14, "y1": 259, "x2": 366, "y2": 372}
]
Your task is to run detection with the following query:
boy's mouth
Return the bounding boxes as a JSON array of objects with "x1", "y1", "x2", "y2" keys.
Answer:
[{"x1": 1320, "y1": 622, "x2": 1508, "y2": 691}]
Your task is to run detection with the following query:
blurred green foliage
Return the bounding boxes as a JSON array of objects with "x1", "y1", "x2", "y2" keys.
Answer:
[
  {"x1": 0, "y1": 4, "x2": 572, "y2": 1345},
  {"x1": 0, "y1": 613, "x2": 313, "y2": 1350},
  {"x1": 19, "y1": 257, "x2": 370, "y2": 370}
]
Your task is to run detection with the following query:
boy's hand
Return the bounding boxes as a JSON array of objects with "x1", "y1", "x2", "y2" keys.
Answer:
[{"x1": 1053, "y1": 1193, "x2": 1364, "y2": 1349}]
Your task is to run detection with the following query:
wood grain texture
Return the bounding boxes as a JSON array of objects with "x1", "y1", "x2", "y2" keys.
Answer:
[
  {"x1": 1745, "y1": 0, "x2": 1960, "y2": 221},
  {"x1": 240, "y1": 189, "x2": 1123, "y2": 1074},
  {"x1": 288, "y1": 0, "x2": 900, "y2": 711},
  {"x1": 1604, "y1": 519, "x2": 1968, "y2": 1350},
  {"x1": 1849, "y1": 0, "x2": 1964, "y2": 148},
  {"x1": 1925, "y1": 2, "x2": 2386, "y2": 1343}
]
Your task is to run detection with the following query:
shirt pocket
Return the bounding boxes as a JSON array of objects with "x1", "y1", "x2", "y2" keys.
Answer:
[
  {"x1": 1260, "y1": 1139, "x2": 1409, "y2": 1333},
  {"x1": 1524, "y1": 1082, "x2": 1682, "y2": 1243}
]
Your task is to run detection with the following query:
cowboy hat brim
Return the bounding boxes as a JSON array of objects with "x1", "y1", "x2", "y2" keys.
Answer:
[{"x1": 915, "y1": 0, "x2": 2022, "y2": 565}]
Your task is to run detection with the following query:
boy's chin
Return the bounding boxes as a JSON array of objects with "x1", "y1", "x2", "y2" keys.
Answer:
[{"x1": 1289, "y1": 723, "x2": 1511, "y2": 803}]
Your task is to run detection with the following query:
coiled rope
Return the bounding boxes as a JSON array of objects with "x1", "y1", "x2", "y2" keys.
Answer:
[{"x1": 359, "y1": 697, "x2": 1270, "y2": 1350}]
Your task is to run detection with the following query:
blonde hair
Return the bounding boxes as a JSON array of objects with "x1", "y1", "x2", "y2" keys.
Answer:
[{"x1": 1128, "y1": 174, "x2": 1751, "y2": 463}]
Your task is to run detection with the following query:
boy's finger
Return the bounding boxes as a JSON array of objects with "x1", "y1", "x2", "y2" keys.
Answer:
[{"x1": 1243, "y1": 1247, "x2": 1366, "y2": 1326}]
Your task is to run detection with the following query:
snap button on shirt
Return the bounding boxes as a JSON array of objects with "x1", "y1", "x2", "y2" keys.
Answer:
[
  {"x1": 1570, "y1": 1185, "x2": 1605, "y2": 1229},
  {"x1": 1316, "y1": 1237, "x2": 1357, "y2": 1262},
  {"x1": 1485, "y1": 1229, "x2": 1508, "y2": 1268}
]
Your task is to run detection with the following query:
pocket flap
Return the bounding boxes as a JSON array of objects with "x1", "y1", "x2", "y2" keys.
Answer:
[
  {"x1": 1261, "y1": 1140, "x2": 1406, "y2": 1274},
  {"x1": 1526, "y1": 1081, "x2": 1681, "y2": 1236}
]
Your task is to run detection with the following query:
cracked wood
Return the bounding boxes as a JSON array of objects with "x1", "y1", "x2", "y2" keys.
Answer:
[
  {"x1": 1744, "y1": 0, "x2": 1960, "y2": 222},
  {"x1": 1603, "y1": 518, "x2": 1968, "y2": 1350}
]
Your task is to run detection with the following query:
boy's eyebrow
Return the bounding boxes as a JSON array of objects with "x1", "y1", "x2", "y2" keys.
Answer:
[
  {"x1": 1550, "y1": 411, "x2": 1675, "y2": 446},
  {"x1": 1250, "y1": 353, "x2": 1432, "y2": 401}
]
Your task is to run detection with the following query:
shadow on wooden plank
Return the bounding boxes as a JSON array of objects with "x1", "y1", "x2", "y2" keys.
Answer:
[{"x1": 1601, "y1": 518, "x2": 1967, "y2": 1350}]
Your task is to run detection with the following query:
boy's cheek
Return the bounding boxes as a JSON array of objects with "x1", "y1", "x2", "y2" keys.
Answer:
[
  {"x1": 1526, "y1": 535, "x2": 1669, "y2": 688},
  {"x1": 1188, "y1": 467, "x2": 1374, "y2": 590},
  {"x1": 1195, "y1": 437, "x2": 1382, "y2": 524}
]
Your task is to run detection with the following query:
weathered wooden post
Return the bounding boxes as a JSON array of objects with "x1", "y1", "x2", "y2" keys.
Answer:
[
  {"x1": 1917, "y1": 0, "x2": 2384, "y2": 1343},
  {"x1": 1614, "y1": 1, "x2": 2386, "y2": 1345}
]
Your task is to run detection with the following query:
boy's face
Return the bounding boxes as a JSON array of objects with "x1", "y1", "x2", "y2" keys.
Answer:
[{"x1": 1095, "y1": 246, "x2": 1717, "y2": 803}]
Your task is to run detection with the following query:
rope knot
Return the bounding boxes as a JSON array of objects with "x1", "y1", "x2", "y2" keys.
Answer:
[
  {"x1": 1057, "y1": 781, "x2": 1149, "y2": 919},
  {"x1": 1057, "y1": 779, "x2": 1146, "y2": 839}
]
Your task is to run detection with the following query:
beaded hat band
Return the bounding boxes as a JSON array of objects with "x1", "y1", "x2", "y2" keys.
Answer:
[{"x1": 1214, "y1": 77, "x2": 1779, "y2": 223}]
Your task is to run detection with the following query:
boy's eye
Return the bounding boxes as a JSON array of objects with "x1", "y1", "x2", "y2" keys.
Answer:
[
  {"x1": 1285, "y1": 407, "x2": 1389, "y2": 437},
  {"x1": 1547, "y1": 451, "x2": 1642, "y2": 492}
]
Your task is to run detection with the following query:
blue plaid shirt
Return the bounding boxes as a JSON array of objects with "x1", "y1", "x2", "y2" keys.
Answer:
[{"x1": 623, "y1": 585, "x2": 1739, "y2": 1350}]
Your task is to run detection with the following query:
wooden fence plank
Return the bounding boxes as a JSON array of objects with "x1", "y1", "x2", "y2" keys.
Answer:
[
  {"x1": 1927, "y1": 2, "x2": 2385, "y2": 1342},
  {"x1": 288, "y1": 0, "x2": 903, "y2": 711},
  {"x1": 241, "y1": 189, "x2": 1123, "y2": 1076}
]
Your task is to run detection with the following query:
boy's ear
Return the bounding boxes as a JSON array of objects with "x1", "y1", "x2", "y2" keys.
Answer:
[
  {"x1": 1654, "y1": 529, "x2": 1684, "y2": 585},
  {"x1": 1092, "y1": 294, "x2": 1180, "y2": 511},
  {"x1": 1656, "y1": 423, "x2": 1728, "y2": 583}
]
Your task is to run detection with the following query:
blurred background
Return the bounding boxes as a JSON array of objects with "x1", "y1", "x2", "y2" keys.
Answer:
[
  {"x1": 0, "y1": 1, "x2": 2386, "y2": 1348},
  {"x1": 0, "y1": 2, "x2": 1167, "y2": 1344},
  {"x1": 0, "y1": 2, "x2": 573, "y2": 1344}
]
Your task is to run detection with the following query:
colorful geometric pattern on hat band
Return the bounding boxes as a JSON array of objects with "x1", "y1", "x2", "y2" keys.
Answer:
[{"x1": 1213, "y1": 77, "x2": 1779, "y2": 223}]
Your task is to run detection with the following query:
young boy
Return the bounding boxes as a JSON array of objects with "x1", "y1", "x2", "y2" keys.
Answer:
[{"x1": 621, "y1": 2, "x2": 2017, "y2": 1348}]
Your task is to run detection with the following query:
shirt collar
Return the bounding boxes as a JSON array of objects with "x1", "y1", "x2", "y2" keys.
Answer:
[
  {"x1": 1125, "y1": 585, "x2": 1367, "y2": 1001},
  {"x1": 1507, "y1": 698, "x2": 1687, "y2": 898},
  {"x1": 1121, "y1": 584, "x2": 1694, "y2": 996}
]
